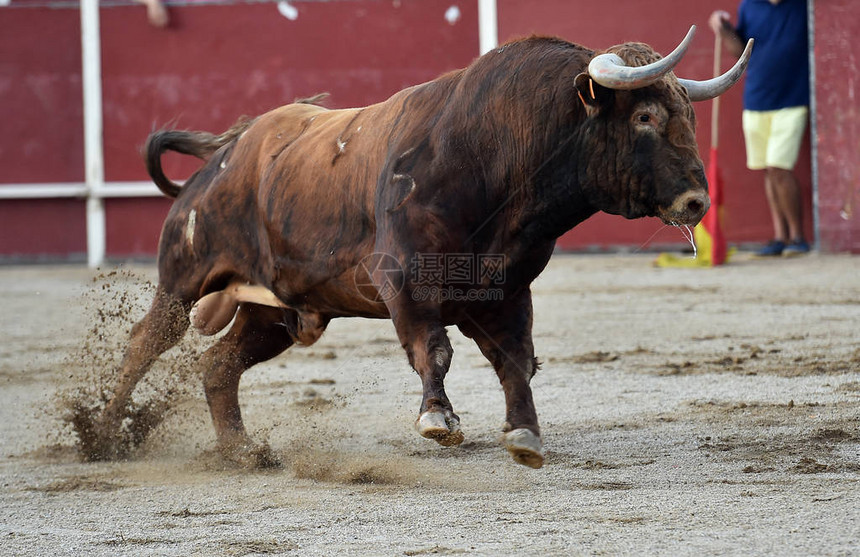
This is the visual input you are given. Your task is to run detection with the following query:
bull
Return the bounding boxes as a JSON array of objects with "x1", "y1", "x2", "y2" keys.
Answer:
[{"x1": 86, "y1": 26, "x2": 751, "y2": 468}]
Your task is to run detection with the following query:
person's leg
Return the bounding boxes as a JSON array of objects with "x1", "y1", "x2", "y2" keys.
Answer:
[
  {"x1": 766, "y1": 107, "x2": 810, "y2": 253},
  {"x1": 763, "y1": 169, "x2": 789, "y2": 242},
  {"x1": 744, "y1": 110, "x2": 785, "y2": 255},
  {"x1": 766, "y1": 167, "x2": 804, "y2": 241}
]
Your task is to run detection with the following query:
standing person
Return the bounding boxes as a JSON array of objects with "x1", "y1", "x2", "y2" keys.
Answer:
[{"x1": 709, "y1": 0, "x2": 810, "y2": 256}]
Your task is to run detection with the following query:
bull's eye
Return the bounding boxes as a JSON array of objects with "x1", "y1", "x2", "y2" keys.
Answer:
[{"x1": 630, "y1": 103, "x2": 668, "y2": 133}]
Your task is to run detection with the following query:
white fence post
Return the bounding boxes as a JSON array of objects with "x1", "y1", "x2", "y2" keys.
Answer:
[
  {"x1": 478, "y1": 0, "x2": 498, "y2": 55},
  {"x1": 80, "y1": 0, "x2": 106, "y2": 268}
]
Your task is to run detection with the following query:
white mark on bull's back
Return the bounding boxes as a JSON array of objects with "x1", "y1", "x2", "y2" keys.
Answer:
[
  {"x1": 186, "y1": 209, "x2": 197, "y2": 248},
  {"x1": 336, "y1": 138, "x2": 347, "y2": 153}
]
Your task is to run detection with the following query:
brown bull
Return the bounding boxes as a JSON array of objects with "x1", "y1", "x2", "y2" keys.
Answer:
[{"x1": 88, "y1": 26, "x2": 751, "y2": 468}]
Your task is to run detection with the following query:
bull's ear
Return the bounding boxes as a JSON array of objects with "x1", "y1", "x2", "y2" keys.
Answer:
[{"x1": 574, "y1": 72, "x2": 612, "y2": 115}]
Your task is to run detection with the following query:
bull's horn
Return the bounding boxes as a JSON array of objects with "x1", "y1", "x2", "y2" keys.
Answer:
[
  {"x1": 587, "y1": 25, "x2": 696, "y2": 90},
  {"x1": 678, "y1": 39, "x2": 754, "y2": 102}
]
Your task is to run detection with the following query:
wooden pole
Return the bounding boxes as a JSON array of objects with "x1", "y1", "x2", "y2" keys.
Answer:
[{"x1": 711, "y1": 33, "x2": 722, "y2": 150}]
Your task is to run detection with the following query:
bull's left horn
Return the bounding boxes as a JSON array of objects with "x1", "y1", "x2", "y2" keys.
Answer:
[
  {"x1": 588, "y1": 25, "x2": 696, "y2": 90},
  {"x1": 678, "y1": 39, "x2": 754, "y2": 102}
]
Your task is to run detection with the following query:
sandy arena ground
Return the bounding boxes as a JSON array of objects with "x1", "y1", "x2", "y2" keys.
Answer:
[{"x1": 0, "y1": 252, "x2": 858, "y2": 556}]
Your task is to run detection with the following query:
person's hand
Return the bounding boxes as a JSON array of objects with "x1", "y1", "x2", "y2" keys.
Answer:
[
  {"x1": 137, "y1": 0, "x2": 169, "y2": 28},
  {"x1": 709, "y1": 10, "x2": 731, "y2": 34}
]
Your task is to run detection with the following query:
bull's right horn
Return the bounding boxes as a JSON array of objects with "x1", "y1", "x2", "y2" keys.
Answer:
[
  {"x1": 588, "y1": 25, "x2": 696, "y2": 90},
  {"x1": 678, "y1": 39, "x2": 754, "y2": 101}
]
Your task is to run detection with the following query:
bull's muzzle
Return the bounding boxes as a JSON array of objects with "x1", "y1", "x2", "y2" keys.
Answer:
[{"x1": 660, "y1": 190, "x2": 710, "y2": 226}]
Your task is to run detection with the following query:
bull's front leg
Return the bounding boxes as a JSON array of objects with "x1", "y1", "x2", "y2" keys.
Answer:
[
  {"x1": 458, "y1": 292, "x2": 544, "y2": 468},
  {"x1": 395, "y1": 319, "x2": 464, "y2": 447},
  {"x1": 370, "y1": 242, "x2": 465, "y2": 447}
]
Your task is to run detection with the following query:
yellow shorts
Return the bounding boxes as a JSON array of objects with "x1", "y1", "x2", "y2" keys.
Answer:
[{"x1": 741, "y1": 106, "x2": 808, "y2": 170}]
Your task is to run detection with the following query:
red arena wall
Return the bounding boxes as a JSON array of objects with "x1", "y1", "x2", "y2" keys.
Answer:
[
  {"x1": 0, "y1": 0, "x2": 478, "y2": 260},
  {"x1": 813, "y1": 0, "x2": 860, "y2": 252},
  {"x1": 0, "y1": 0, "x2": 857, "y2": 260}
]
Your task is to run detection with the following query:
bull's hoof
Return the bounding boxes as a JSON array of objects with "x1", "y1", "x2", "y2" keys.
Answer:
[
  {"x1": 65, "y1": 403, "x2": 129, "y2": 461},
  {"x1": 219, "y1": 440, "x2": 282, "y2": 470},
  {"x1": 503, "y1": 428, "x2": 544, "y2": 469},
  {"x1": 79, "y1": 430, "x2": 127, "y2": 462},
  {"x1": 415, "y1": 410, "x2": 465, "y2": 447}
]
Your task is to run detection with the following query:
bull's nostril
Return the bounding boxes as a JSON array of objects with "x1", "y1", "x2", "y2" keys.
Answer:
[{"x1": 687, "y1": 199, "x2": 704, "y2": 215}]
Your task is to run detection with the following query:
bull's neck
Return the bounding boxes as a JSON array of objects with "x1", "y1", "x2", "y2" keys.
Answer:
[
  {"x1": 438, "y1": 40, "x2": 604, "y2": 248},
  {"x1": 489, "y1": 114, "x2": 598, "y2": 245},
  {"x1": 469, "y1": 62, "x2": 600, "y2": 240}
]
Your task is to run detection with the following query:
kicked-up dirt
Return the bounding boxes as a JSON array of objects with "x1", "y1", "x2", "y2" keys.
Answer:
[{"x1": 0, "y1": 252, "x2": 858, "y2": 555}]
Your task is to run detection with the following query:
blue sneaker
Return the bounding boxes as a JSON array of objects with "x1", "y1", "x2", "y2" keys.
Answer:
[
  {"x1": 755, "y1": 240, "x2": 785, "y2": 257},
  {"x1": 783, "y1": 239, "x2": 810, "y2": 256}
]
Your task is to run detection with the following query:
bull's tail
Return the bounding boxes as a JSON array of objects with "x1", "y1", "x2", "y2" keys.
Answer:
[{"x1": 144, "y1": 117, "x2": 255, "y2": 198}]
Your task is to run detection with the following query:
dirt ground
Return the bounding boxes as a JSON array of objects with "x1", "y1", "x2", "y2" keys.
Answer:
[{"x1": 1, "y1": 252, "x2": 858, "y2": 556}]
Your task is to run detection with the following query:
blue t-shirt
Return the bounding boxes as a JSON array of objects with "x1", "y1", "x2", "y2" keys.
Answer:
[{"x1": 736, "y1": 0, "x2": 809, "y2": 111}]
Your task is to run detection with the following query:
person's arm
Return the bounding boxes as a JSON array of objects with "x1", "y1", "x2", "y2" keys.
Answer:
[{"x1": 709, "y1": 10, "x2": 746, "y2": 58}]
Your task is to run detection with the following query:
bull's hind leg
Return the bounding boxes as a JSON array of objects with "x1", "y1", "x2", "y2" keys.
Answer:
[
  {"x1": 90, "y1": 286, "x2": 190, "y2": 460},
  {"x1": 458, "y1": 292, "x2": 543, "y2": 468},
  {"x1": 198, "y1": 304, "x2": 300, "y2": 466}
]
